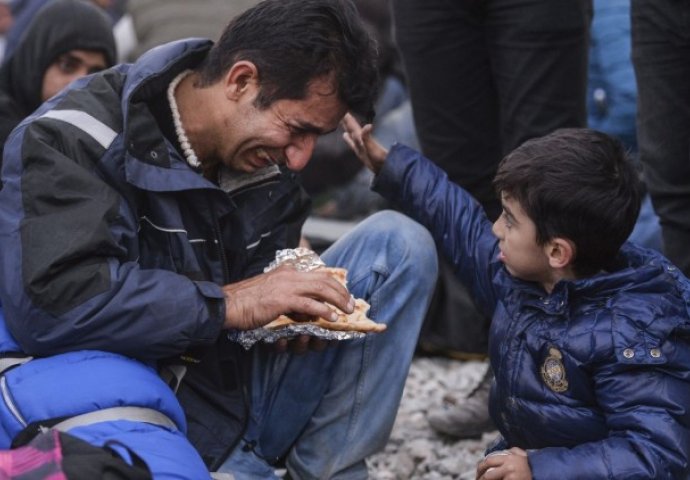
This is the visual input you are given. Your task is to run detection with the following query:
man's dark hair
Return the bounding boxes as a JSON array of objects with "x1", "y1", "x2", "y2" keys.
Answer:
[
  {"x1": 493, "y1": 128, "x2": 642, "y2": 277},
  {"x1": 197, "y1": 0, "x2": 379, "y2": 121}
]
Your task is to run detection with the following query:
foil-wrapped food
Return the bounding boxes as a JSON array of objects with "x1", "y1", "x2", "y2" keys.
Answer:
[{"x1": 227, "y1": 248, "x2": 386, "y2": 349}]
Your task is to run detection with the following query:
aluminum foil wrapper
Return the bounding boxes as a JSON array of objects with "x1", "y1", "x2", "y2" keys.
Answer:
[
  {"x1": 228, "y1": 248, "x2": 366, "y2": 350},
  {"x1": 263, "y1": 247, "x2": 325, "y2": 273},
  {"x1": 228, "y1": 325, "x2": 365, "y2": 350}
]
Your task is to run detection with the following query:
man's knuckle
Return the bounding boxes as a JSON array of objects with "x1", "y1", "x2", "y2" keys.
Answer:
[
  {"x1": 298, "y1": 297, "x2": 315, "y2": 312},
  {"x1": 313, "y1": 281, "x2": 327, "y2": 294}
]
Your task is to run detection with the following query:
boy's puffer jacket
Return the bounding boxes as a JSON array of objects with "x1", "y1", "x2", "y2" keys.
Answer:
[{"x1": 375, "y1": 143, "x2": 690, "y2": 479}]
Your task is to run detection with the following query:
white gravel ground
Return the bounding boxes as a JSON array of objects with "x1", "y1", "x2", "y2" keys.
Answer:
[{"x1": 367, "y1": 357, "x2": 497, "y2": 480}]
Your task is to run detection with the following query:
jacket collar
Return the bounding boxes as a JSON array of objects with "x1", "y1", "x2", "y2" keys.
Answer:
[
  {"x1": 497, "y1": 242, "x2": 676, "y2": 312},
  {"x1": 121, "y1": 39, "x2": 217, "y2": 193}
]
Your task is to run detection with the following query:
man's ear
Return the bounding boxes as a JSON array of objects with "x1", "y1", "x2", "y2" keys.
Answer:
[
  {"x1": 224, "y1": 61, "x2": 259, "y2": 100},
  {"x1": 545, "y1": 237, "x2": 576, "y2": 269}
]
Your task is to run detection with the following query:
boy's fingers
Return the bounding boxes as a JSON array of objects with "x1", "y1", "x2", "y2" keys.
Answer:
[
  {"x1": 508, "y1": 447, "x2": 527, "y2": 457},
  {"x1": 340, "y1": 112, "x2": 360, "y2": 134},
  {"x1": 342, "y1": 131, "x2": 355, "y2": 149},
  {"x1": 476, "y1": 455, "x2": 507, "y2": 478}
]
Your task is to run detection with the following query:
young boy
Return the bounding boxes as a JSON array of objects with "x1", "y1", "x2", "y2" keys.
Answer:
[{"x1": 342, "y1": 114, "x2": 690, "y2": 479}]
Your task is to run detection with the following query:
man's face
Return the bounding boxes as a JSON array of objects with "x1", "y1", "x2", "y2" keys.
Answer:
[
  {"x1": 218, "y1": 75, "x2": 347, "y2": 173},
  {"x1": 492, "y1": 193, "x2": 551, "y2": 285},
  {"x1": 41, "y1": 49, "x2": 108, "y2": 102}
]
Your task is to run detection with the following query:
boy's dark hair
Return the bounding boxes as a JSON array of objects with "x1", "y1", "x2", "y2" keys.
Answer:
[
  {"x1": 493, "y1": 128, "x2": 642, "y2": 277},
  {"x1": 196, "y1": 0, "x2": 379, "y2": 121}
]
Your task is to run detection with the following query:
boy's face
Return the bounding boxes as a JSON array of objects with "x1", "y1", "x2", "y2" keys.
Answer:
[{"x1": 492, "y1": 193, "x2": 552, "y2": 286}]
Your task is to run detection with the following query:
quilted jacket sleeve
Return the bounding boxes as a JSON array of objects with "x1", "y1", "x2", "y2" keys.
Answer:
[{"x1": 373, "y1": 143, "x2": 503, "y2": 317}]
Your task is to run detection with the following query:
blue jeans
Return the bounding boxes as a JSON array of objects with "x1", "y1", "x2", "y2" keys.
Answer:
[
  {"x1": 218, "y1": 211, "x2": 438, "y2": 479},
  {"x1": 631, "y1": 0, "x2": 690, "y2": 275}
]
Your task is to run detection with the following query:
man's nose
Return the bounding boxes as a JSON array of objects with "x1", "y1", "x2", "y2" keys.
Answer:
[{"x1": 284, "y1": 134, "x2": 317, "y2": 171}]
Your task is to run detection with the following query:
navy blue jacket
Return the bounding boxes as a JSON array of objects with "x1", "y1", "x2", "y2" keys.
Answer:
[
  {"x1": 375, "y1": 144, "x2": 690, "y2": 479},
  {"x1": 0, "y1": 39, "x2": 309, "y2": 466}
]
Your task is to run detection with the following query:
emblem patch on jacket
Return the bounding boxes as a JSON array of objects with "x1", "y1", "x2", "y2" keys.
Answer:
[{"x1": 540, "y1": 347, "x2": 569, "y2": 393}]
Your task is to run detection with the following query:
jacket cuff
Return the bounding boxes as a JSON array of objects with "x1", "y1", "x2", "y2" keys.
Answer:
[
  {"x1": 192, "y1": 280, "x2": 225, "y2": 340},
  {"x1": 371, "y1": 143, "x2": 414, "y2": 200}
]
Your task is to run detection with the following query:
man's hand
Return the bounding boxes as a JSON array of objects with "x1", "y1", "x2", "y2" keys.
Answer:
[
  {"x1": 476, "y1": 448, "x2": 532, "y2": 480},
  {"x1": 341, "y1": 113, "x2": 388, "y2": 174},
  {"x1": 222, "y1": 266, "x2": 355, "y2": 331}
]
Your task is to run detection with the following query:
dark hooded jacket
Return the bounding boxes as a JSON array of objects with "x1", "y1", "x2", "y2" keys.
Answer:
[{"x1": 0, "y1": 0, "x2": 116, "y2": 154}]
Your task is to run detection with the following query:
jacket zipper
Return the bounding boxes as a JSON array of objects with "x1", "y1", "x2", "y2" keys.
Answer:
[
  {"x1": 207, "y1": 195, "x2": 251, "y2": 472},
  {"x1": 209, "y1": 196, "x2": 230, "y2": 285}
]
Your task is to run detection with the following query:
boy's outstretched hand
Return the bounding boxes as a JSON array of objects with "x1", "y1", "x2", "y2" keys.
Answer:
[
  {"x1": 341, "y1": 113, "x2": 388, "y2": 174},
  {"x1": 476, "y1": 448, "x2": 532, "y2": 480}
]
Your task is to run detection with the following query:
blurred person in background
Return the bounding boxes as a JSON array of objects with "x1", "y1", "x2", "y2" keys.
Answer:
[
  {"x1": 0, "y1": 1, "x2": 12, "y2": 63},
  {"x1": 631, "y1": 0, "x2": 690, "y2": 276},
  {"x1": 125, "y1": 0, "x2": 260, "y2": 61},
  {"x1": 0, "y1": 0, "x2": 116, "y2": 155},
  {"x1": 588, "y1": 0, "x2": 661, "y2": 252},
  {"x1": 0, "y1": 0, "x2": 125, "y2": 61}
]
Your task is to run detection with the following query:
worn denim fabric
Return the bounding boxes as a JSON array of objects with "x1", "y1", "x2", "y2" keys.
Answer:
[
  {"x1": 632, "y1": 0, "x2": 690, "y2": 275},
  {"x1": 218, "y1": 211, "x2": 438, "y2": 479}
]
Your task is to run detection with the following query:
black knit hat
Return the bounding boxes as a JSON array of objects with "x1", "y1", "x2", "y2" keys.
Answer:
[{"x1": 0, "y1": 0, "x2": 116, "y2": 114}]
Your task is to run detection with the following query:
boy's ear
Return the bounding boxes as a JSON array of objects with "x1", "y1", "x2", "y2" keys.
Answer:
[{"x1": 545, "y1": 237, "x2": 576, "y2": 269}]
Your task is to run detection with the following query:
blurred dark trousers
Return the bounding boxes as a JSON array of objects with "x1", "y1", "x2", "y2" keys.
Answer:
[
  {"x1": 393, "y1": 0, "x2": 592, "y2": 355},
  {"x1": 393, "y1": 0, "x2": 592, "y2": 219},
  {"x1": 632, "y1": 0, "x2": 690, "y2": 276}
]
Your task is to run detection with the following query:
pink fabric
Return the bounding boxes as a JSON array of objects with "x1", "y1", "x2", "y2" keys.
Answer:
[{"x1": 0, "y1": 430, "x2": 67, "y2": 480}]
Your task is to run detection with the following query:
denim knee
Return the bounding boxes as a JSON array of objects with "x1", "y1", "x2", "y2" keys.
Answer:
[{"x1": 364, "y1": 210, "x2": 438, "y2": 282}]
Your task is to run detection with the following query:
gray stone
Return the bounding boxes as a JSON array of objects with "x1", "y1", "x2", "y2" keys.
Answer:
[{"x1": 368, "y1": 358, "x2": 495, "y2": 479}]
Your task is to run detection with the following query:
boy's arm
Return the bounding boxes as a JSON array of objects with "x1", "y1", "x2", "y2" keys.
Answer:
[{"x1": 342, "y1": 114, "x2": 501, "y2": 314}]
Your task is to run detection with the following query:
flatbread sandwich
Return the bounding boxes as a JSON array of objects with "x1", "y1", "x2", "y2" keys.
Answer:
[{"x1": 263, "y1": 267, "x2": 386, "y2": 333}]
